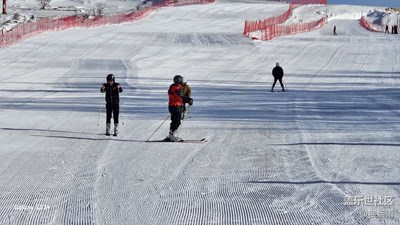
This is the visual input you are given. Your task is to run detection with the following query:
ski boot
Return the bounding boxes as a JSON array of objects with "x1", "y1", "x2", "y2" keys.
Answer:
[
  {"x1": 114, "y1": 123, "x2": 118, "y2": 137},
  {"x1": 168, "y1": 129, "x2": 182, "y2": 142},
  {"x1": 106, "y1": 123, "x2": 111, "y2": 136}
]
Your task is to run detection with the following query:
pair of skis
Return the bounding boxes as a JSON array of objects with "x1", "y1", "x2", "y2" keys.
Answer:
[
  {"x1": 103, "y1": 133, "x2": 206, "y2": 143},
  {"x1": 145, "y1": 106, "x2": 205, "y2": 143},
  {"x1": 102, "y1": 105, "x2": 204, "y2": 143},
  {"x1": 145, "y1": 137, "x2": 206, "y2": 143}
]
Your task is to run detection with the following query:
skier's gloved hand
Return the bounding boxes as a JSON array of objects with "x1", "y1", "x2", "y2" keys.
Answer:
[
  {"x1": 188, "y1": 98, "x2": 193, "y2": 105},
  {"x1": 176, "y1": 89, "x2": 183, "y2": 96}
]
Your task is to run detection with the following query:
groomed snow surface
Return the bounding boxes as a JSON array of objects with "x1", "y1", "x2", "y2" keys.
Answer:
[{"x1": 1, "y1": 0, "x2": 400, "y2": 224}]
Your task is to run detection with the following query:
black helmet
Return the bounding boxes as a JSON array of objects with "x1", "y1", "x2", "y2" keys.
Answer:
[
  {"x1": 106, "y1": 74, "x2": 115, "y2": 82},
  {"x1": 173, "y1": 75, "x2": 183, "y2": 84}
]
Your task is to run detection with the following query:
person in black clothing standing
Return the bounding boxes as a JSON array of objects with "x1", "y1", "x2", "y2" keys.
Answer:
[
  {"x1": 100, "y1": 74, "x2": 123, "y2": 136},
  {"x1": 271, "y1": 62, "x2": 285, "y2": 92}
]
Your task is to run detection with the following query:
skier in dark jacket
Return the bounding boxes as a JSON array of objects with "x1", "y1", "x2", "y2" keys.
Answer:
[
  {"x1": 271, "y1": 62, "x2": 285, "y2": 92},
  {"x1": 100, "y1": 74, "x2": 123, "y2": 136},
  {"x1": 167, "y1": 75, "x2": 193, "y2": 142}
]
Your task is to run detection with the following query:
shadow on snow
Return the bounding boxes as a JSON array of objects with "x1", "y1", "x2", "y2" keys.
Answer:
[{"x1": 1, "y1": 72, "x2": 399, "y2": 128}]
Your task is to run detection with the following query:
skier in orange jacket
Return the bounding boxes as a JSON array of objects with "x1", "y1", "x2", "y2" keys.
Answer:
[{"x1": 167, "y1": 75, "x2": 193, "y2": 141}]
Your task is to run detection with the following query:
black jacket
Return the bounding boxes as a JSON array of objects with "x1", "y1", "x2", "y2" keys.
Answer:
[
  {"x1": 272, "y1": 66, "x2": 284, "y2": 79},
  {"x1": 101, "y1": 83, "x2": 123, "y2": 104}
]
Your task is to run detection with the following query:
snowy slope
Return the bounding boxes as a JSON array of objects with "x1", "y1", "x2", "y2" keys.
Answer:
[{"x1": 1, "y1": 0, "x2": 400, "y2": 225}]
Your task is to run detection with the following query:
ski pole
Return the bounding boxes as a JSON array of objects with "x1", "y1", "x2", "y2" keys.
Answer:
[
  {"x1": 184, "y1": 105, "x2": 191, "y2": 119},
  {"x1": 119, "y1": 102, "x2": 125, "y2": 126},
  {"x1": 146, "y1": 114, "x2": 170, "y2": 141},
  {"x1": 284, "y1": 83, "x2": 288, "y2": 92},
  {"x1": 177, "y1": 107, "x2": 189, "y2": 138},
  {"x1": 187, "y1": 105, "x2": 191, "y2": 119},
  {"x1": 177, "y1": 104, "x2": 193, "y2": 137},
  {"x1": 97, "y1": 93, "x2": 104, "y2": 126},
  {"x1": 176, "y1": 118, "x2": 184, "y2": 139}
]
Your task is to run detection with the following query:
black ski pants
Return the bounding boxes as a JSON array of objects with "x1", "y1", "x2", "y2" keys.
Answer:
[
  {"x1": 106, "y1": 103, "x2": 119, "y2": 124},
  {"x1": 169, "y1": 106, "x2": 183, "y2": 132},
  {"x1": 272, "y1": 76, "x2": 285, "y2": 91}
]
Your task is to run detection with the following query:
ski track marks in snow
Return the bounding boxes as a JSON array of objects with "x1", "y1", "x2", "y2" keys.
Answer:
[
  {"x1": 1, "y1": 1, "x2": 400, "y2": 225},
  {"x1": 0, "y1": 127, "x2": 108, "y2": 225}
]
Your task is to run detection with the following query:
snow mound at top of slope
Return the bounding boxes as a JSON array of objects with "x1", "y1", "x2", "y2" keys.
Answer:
[
  {"x1": 285, "y1": 4, "x2": 383, "y2": 24},
  {"x1": 283, "y1": 4, "x2": 398, "y2": 34},
  {"x1": 364, "y1": 8, "x2": 400, "y2": 27}
]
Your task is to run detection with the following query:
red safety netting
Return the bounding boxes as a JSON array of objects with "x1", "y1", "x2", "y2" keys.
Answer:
[
  {"x1": 243, "y1": 0, "x2": 327, "y2": 41},
  {"x1": 359, "y1": 16, "x2": 382, "y2": 32},
  {"x1": 261, "y1": 16, "x2": 326, "y2": 40},
  {"x1": 0, "y1": 0, "x2": 215, "y2": 47},
  {"x1": 264, "y1": 0, "x2": 326, "y2": 4}
]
